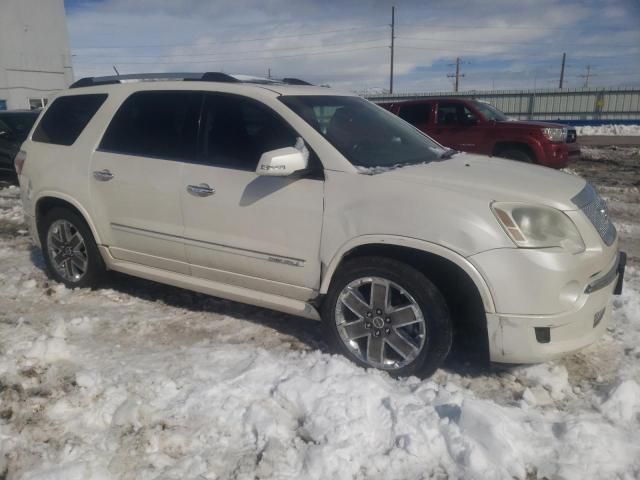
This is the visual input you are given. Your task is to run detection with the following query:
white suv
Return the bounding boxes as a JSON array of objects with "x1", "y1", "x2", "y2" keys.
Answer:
[{"x1": 16, "y1": 72, "x2": 625, "y2": 377}]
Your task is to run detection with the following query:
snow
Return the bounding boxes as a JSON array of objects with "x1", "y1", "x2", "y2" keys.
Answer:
[
  {"x1": 576, "y1": 124, "x2": 640, "y2": 136},
  {"x1": 1, "y1": 165, "x2": 640, "y2": 479}
]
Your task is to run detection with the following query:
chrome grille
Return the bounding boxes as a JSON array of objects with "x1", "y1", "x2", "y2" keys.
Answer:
[{"x1": 571, "y1": 183, "x2": 616, "y2": 246}]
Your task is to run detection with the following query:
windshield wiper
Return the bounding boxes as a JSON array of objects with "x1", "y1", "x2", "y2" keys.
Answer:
[{"x1": 439, "y1": 148, "x2": 459, "y2": 160}]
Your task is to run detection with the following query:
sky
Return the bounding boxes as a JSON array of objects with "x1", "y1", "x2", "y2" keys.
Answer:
[{"x1": 63, "y1": 0, "x2": 640, "y2": 93}]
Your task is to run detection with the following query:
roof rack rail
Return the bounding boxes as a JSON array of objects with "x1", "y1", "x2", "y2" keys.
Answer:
[
  {"x1": 281, "y1": 78, "x2": 313, "y2": 86},
  {"x1": 69, "y1": 72, "x2": 240, "y2": 88}
]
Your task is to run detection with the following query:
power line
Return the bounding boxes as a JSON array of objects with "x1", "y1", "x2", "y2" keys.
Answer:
[
  {"x1": 74, "y1": 45, "x2": 388, "y2": 66},
  {"x1": 73, "y1": 25, "x2": 388, "y2": 50},
  {"x1": 73, "y1": 36, "x2": 387, "y2": 59},
  {"x1": 396, "y1": 35, "x2": 640, "y2": 49}
]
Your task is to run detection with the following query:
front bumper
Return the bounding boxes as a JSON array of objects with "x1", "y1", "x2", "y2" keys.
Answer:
[
  {"x1": 540, "y1": 142, "x2": 581, "y2": 168},
  {"x1": 476, "y1": 249, "x2": 624, "y2": 364}
]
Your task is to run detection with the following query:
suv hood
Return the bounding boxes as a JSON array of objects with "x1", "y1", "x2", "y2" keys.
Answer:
[{"x1": 381, "y1": 153, "x2": 586, "y2": 211}]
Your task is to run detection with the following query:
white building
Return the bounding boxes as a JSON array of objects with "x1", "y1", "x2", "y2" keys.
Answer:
[{"x1": 0, "y1": 0, "x2": 73, "y2": 110}]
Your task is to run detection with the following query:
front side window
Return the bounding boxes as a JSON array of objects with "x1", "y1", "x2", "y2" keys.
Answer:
[
  {"x1": 398, "y1": 102, "x2": 431, "y2": 126},
  {"x1": 280, "y1": 95, "x2": 444, "y2": 169},
  {"x1": 200, "y1": 94, "x2": 298, "y2": 171},
  {"x1": 33, "y1": 94, "x2": 107, "y2": 146},
  {"x1": 473, "y1": 101, "x2": 508, "y2": 121},
  {"x1": 100, "y1": 91, "x2": 201, "y2": 160}
]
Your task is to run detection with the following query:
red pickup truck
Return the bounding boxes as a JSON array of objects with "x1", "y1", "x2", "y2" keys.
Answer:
[{"x1": 379, "y1": 98, "x2": 580, "y2": 168}]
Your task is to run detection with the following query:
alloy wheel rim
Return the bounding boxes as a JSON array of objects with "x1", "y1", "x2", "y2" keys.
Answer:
[
  {"x1": 47, "y1": 219, "x2": 89, "y2": 282},
  {"x1": 335, "y1": 276, "x2": 426, "y2": 370}
]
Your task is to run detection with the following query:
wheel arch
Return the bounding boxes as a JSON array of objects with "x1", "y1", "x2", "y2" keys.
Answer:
[
  {"x1": 34, "y1": 192, "x2": 102, "y2": 247},
  {"x1": 321, "y1": 235, "x2": 495, "y2": 314},
  {"x1": 492, "y1": 140, "x2": 540, "y2": 162}
]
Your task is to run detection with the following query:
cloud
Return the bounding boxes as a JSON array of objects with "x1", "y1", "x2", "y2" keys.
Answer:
[{"x1": 65, "y1": 0, "x2": 640, "y2": 92}]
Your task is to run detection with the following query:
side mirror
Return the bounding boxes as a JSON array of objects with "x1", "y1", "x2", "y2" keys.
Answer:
[
  {"x1": 463, "y1": 116, "x2": 478, "y2": 126},
  {"x1": 256, "y1": 146, "x2": 308, "y2": 177},
  {"x1": 0, "y1": 130, "x2": 14, "y2": 140}
]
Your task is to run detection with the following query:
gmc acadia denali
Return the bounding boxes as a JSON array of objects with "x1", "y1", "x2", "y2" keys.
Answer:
[{"x1": 16, "y1": 72, "x2": 625, "y2": 377}]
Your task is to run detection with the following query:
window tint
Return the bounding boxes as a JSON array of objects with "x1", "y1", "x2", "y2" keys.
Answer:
[
  {"x1": 437, "y1": 103, "x2": 476, "y2": 125},
  {"x1": 1, "y1": 113, "x2": 39, "y2": 140},
  {"x1": 33, "y1": 94, "x2": 107, "y2": 146},
  {"x1": 280, "y1": 95, "x2": 445, "y2": 169},
  {"x1": 398, "y1": 103, "x2": 431, "y2": 126},
  {"x1": 100, "y1": 91, "x2": 201, "y2": 160},
  {"x1": 200, "y1": 94, "x2": 297, "y2": 170}
]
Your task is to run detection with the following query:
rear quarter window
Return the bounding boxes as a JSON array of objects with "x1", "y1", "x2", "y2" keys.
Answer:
[{"x1": 32, "y1": 94, "x2": 107, "y2": 146}]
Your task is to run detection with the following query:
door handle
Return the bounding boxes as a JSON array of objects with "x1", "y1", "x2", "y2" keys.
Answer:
[
  {"x1": 93, "y1": 169, "x2": 114, "y2": 181},
  {"x1": 187, "y1": 183, "x2": 215, "y2": 197}
]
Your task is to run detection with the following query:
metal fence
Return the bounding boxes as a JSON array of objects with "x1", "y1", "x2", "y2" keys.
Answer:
[{"x1": 365, "y1": 87, "x2": 640, "y2": 122}]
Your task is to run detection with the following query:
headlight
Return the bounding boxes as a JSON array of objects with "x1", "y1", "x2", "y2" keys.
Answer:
[
  {"x1": 492, "y1": 202, "x2": 585, "y2": 253},
  {"x1": 541, "y1": 127, "x2": 567, "y2": 142}
]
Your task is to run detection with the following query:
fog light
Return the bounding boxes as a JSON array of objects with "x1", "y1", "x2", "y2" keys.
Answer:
[
  {"x1": 593, "y1": 307, "x2": 605, "y2": 328},
  {"x1": 535, "y1": 327, "x2": 551, "y2": 344}
]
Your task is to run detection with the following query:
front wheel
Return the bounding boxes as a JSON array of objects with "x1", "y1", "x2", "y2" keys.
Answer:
[{"x1": 322, "y1": 257, "x2": 452, "y2": 378}]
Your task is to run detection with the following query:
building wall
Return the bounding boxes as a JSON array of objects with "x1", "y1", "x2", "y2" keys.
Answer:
[{"x1": 0, "y1": 0, "x2": 73, "y2": 110}]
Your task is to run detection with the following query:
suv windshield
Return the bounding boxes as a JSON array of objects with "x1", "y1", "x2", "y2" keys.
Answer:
[
  {"x1": 280, "y1": 95, "x2": 445, "y2": 169},
  {"x1": 473, "y1": 101, "x2": 508, "y2": 121}
]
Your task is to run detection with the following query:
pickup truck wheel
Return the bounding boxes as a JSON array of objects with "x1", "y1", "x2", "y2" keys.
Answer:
[
  {"x1": 40, "y1": 208, "x2": 105, "y2": 289},
  {"x1": 322, "y1": 257, "x2": 452, "y2": 378},
  {"x1": 497, "y1": 148, "x2": 533, "y2": 163}
]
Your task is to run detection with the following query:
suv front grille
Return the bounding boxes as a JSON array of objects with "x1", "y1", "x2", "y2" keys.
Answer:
[
  {"x1": 571, "y1": 183, "x2": 616, "y2": 246},
  {"x1": 566, "y1": 129, "x2": 577, "y2": 143}
]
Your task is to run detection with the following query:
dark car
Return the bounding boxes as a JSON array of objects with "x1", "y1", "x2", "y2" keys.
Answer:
[
  {"x1": 379, "y1": 98, "x2": 580, "y2": 168},
  {"x1": 0, "y1": 110, "x2": 40, "y2": 179}
]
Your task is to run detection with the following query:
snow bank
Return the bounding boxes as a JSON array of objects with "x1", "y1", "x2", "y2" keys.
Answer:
[
  {"x1": 576, "y1": 124, "x2": 640, "y2": 136},
  {"x1": 1, "y1": 184, "x2": 640, "y2": 479}
]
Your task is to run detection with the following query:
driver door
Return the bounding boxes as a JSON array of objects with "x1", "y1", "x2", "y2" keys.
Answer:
[{"x1": 180, "y1": 93, "x2": 324, "y2": 300}]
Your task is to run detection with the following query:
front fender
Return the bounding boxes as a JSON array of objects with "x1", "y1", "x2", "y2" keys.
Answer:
[{"x1": 319, "y1": 234, "x2": 496, "y2": 313}]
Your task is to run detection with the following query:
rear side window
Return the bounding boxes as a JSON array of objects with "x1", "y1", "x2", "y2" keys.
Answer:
[
  {"x1": 398, "y1": 103, "x2": 431, "y2": 126},
  {"x1": 32, "y1": 94, "x2": 107, "y2": 145},
  {"x1": 99, "y1": 91, "x2": 201, "y2": 161}
]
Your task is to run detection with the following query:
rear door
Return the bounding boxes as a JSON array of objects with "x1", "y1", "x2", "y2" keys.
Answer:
[
  {"x1": 180, "y1": 93, "x2": 324, "y2": 300},
  {"x1": 396, "y1": 102, "x2": 432, "y2": 134},
  {"x1": 90, "y1": 90, "x2": 201, "y2": 274}
]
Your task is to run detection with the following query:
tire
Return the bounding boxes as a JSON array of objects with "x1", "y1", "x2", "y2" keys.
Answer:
[
  {"x1": 497, "y1": 147, "x2": 534, "y2": 163},
  {"x1": 40, "y1": 207, "x2": 105, "y2": 289},
  {"x1": 322, "y1": 256, "x2": 452, "y2": 378}
]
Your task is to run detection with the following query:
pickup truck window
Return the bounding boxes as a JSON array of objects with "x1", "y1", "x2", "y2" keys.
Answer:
[
  {"x1": 398, "y1": 103, "x2": 431, "y2": 126},
  {"x1": 473, "y1": 101, "x2": 508, "y2": 121},
  {"x1": 437, "y1": 103, "x2": 477, "y2": 126},
  {"x1": 280, "y1": 95, "x2": 444, "y2": 168}
]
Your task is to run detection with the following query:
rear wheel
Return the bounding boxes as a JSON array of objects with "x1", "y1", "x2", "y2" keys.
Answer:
[
  {"x1": 40, "y1": 208, "x2": 105, "y2": 288},
  {"x1": 322, "y1": 256, "x2": 452, "y2": 378},
  {"x1": 497, "y1": 147, "x2": 534, "y2": 163}
]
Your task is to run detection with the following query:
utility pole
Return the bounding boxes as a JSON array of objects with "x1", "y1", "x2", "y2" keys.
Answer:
[
  {"x1": 389, "y1": 6, "x2": 395, "y2": 94},
  {"x1": 447, "y1": 57, "x2": 465, "y2": 92},
  {"x1": 267, "y1": 68, "x2": 271, "y2": 79},
  {"x1": 579, "y1": 65, "x2": 593, "y2": 88},
  {"x1": 559, "y1": 52, "x2": 566, "y2": 89}
]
